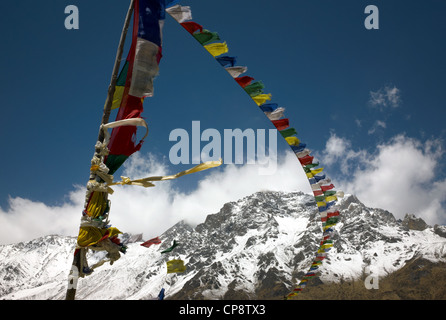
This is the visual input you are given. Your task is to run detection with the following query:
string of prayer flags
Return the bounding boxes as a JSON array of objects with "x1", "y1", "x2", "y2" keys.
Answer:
[
  {"x1": 106, "y1": 0, "x2": 165, "y2": 175},
  {"x1": 164, "y1": 1, "x2": 345, "y2": 299},
  {"x1": 75, "y1": 1, "x2": 169, "y2": 279}
]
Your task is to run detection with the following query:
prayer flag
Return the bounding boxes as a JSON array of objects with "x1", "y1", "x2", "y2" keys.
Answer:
[
  {"x1": 244, "y1": 81, "x2": 265, "y2": 96},
  {"x1": 279, "y1": 127, "x2": 297, "y2": 138},
  {"x1": 252, "y1": 93, "x2": 272, "y2": 105},
  {"x1": 193, "y1": 29, "x2": 221, "y2": 45},
  {"x1": 272, "y1": 118, "x2": 289, "y2": 131},
  {"x1": 166, "y1": 4, "x2": 192, "y2": 23},
  {"x1": 166, "y1": 259, "x2": 186, "y2": 273},
  {"x1": 106, "y1": 0, "x2": 165, "y2": 174},
  {"x1": 298, "y1": 155, "x2": 314, "y2": 165},
  {"x1": 259, "y1": 103, "x2": 278, "y2": 112},
  {"x1": 266, "y1": 107, "x2": 286, "y2": 121},
  {"x1": 216, "y1": 56, "x2": 237, "y2": 67},
  {"x1": 286, "y1": 136, "x2": 300, "y2": 146},
  {"x1": 181, "y1": 21, "x2": 203, "y2": 34},
  {"x1": 235, "y1": 76, "x2": 254, "y2": 88},
  {"x1": 204, "y1": 42, "x2": 228, "y2": 57},
  {"x1": 161, "y1": 239, "x2": 179, "y2": 253},
  {"x1": 141, "y1": 236, "x2": 162, "y2": 248},
  {"x1": 225, "y1": 66, "x2": 248, "y2": 78}
]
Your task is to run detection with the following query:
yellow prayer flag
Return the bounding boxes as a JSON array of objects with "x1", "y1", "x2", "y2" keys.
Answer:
[
  {"x1": 251, "y1": 93, "x2": 272, "y2": 106},
  {"x1": 109, "y1": 159, "x2": 223, "y2": 187},
  {"x1": 325, "y1": 195, "x2": 337, "y2": 202},
  {"x1": 285, "y1": 136, "x2": 300, "y2": 146},
  {"x1": 204, "y1": 42, "x2": 228, "y2": 57},
  {"x1": 86, "y1": 191, "x2": 108, "y2": 219},
  {"x1": 317, "y1": 201, "x2": 326, "y2": 207},
  {"x1": 166, "y1": 259, "x2": 187, "y2": 274},
  {"x1": 77, "y1": 226, "x2": 122, "y2": 247},
  {"x1": 111, "y1": 86, "x2": 125, "y2": 110},
  {"x1": 307, "y1": 167, "x2": 324, "y2": 177},
  {"x1": 311, "y1": 167, "x2": 324, "y2": 175}
]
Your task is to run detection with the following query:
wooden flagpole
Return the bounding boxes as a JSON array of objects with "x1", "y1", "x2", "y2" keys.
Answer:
[{"x1": 65, "y1": 0, "x2": 135, "y2": 300}]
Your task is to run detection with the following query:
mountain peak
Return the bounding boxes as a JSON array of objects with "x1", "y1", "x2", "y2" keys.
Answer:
[
  {"x1": 1, "y1": 190, "x2": 445, "y2": 300},
  {"x1": 402, "y1": 213, "x2": 429, "y2": 231}
]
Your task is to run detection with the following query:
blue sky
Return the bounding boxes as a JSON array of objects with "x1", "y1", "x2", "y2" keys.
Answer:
[{"x1": 0, "y1": 0, "x2": 445, "y2": 243}]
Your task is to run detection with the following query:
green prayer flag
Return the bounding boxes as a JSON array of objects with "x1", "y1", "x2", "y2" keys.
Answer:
[
  {"x1": 161, "y1": 240, "x2": 179, "y2": 254},
  {"x1": 244, "y1": 81, "x2": 265, "y2": 96},
  {"x1": 305, "y1": 162, "x2": 320, "y2": 169},
  {"x1": 279, "y1": 127, "x2": 297, "y2": 138},
  {"x1": 193, "y1": 30, "x2": 220, "y2": 45}
]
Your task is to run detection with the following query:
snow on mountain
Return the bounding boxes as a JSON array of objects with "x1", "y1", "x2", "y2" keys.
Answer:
[
  {"x1": 1, "y1": 191, "x2": 445, "y2": 300},
  {"x1": 319, "y1": 195, "x2": 446, "y2": 284}
]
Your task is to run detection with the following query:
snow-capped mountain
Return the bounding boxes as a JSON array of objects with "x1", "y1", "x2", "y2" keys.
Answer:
[{"x1": 1, "y1": 191, "x2": 445, "y2": 300}]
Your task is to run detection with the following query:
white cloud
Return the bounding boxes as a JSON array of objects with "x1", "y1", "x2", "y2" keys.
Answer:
[
  {"x1": 319, "y1": 133, "x2": 368, "y2": 175},
  {"x1": 369, "y1": 85, "x2": 401, "y2": 109},
  {"x1": 3, "y1": 133, "x2": 444, "y2": 245},
  {"x1": 368, "y1": 120, "x2": 386, "y2": 135},
  {"x1": 320, "y1": 133, "x2": 446, "y2": 225},
  {"x1": 0, "y1": 189, "x2": 84, "y2": 245},
  {"x1": 322, "y1": 133, "x2": 351, "y2": 166},
  {"x1": 0, "y1": 151, "x2": 311, "y2": 245}
]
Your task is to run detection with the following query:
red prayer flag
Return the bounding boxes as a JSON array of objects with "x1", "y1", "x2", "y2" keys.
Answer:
[
  {"x1": 106, "y1": 1, "x2": 164, "y2": 172},
  {"x1": 272, "y1": 118, "x2": 289, "y2": 131},
  {"x1": 320, "y1": 184, "x2": 335, "y2": 192},
  {"x1": 328, "y1": 211, "x2": 340, "y2": 218},
  {"x1": 108, "y1": 95, "x2": 144, "y2": 157},
  {"x1": 298, "y1": 155, "x2": 314, "y2": 165},
  {"x1": 141, "y1": 236, "x2": 162, "y2": 248},
  {"x1": 180, "y1": 21, "x2": 203, "y2": 34},
  {"x1": 235, "y1": 76, "x2": 254, "y2": 88}
]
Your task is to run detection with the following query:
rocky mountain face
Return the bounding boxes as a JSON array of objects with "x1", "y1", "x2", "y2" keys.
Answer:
[{"x1": 1, "y1": 191, "x2": 445, "y2": 300}]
